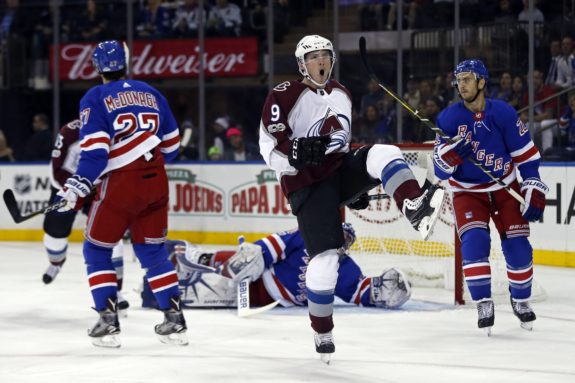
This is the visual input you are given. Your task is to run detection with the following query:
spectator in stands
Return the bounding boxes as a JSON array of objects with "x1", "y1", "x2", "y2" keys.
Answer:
[
  {"x1": 440, "y1": 71, "x2": 456, "y2": 105},
  {"x1": 178, "y1": 119, "x2": 199, "y2": 160},
  {"x1": 360, "y1": 79, "x2": 385, "y2": 119},
  {"x1": 247, "y1": 0, "x2": 266, "y2": 41},
  {"x1": 0, "y1": 130, "x2": 15, "y2": 162},
  {"x1": 494, "y1": 0, "x2": 517, "y2": 24},
  {"x1": 489, "y1": 71, "x2": 513, "y2": 102},
  {"x1": 0, "y1": 0, "x2": 29, "y2": 44},
  {"x1": 136, "y1": 0, "x2": 174, "y2": 39},
  {"x1": 403, "y1": 76, "x2": 420, "y2": 110},
  {"x1": 417, "y1": 78, "x2": 433, "y2": 110},
  {"x1": 75, "y1": 0, "x2": 107, "y2": 41},
  {"x1": 517, "y1": 0, "x2": 544, "y2": 23},
  {"x1": 410, "y1": 96, "x2": 441, "y2": 142},
  {"x1": 387, "y1": 0, "x2": 421, "y2": 30},
  {"x1": 520, "y1": 69, "x2": 558, "y2": 153},
  {"x1": 208, "y1": 146, "x2": 223, "y2": 161},
  {"x1": 273, "y1": 0, "x2": 291, "y2": 43},
  {"x1": 544, "y1": 39, "x2": 561, "y2": 87},
  {"x1": 210, "y1": 116, "x2": 230, "y2": 153},
  {"x1": 508, "y1": 74, "x2": 526, "y2": 110},
  {"x1": 554, "y1": 35, "x2": 574, "y2": 91},
  {"x1": 172, "y1": 0, "x2": 208, "y2": 38},
  {"x1": 360, "y1": 1, "x2": 385, "y2": 31},
  {"x1": 223, "y1": 127, "x2": 261, "y2": 161},
  {"x1": 22, "y1": 113, "x2": 53, "y2": 161},
  {"x1": 207, "y1": 0, "x2": 242, "y2": 37},
  {"x1": 357, "y1": 104, "x2": 386, "y2": 142},
  {"x1": 559, "y1": 95, "x2": 575, "y2": 149}
]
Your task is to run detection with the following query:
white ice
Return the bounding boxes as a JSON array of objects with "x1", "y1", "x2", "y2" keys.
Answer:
[{"x1": 1, "y1": 241, "x2": 574, "y2": 383}]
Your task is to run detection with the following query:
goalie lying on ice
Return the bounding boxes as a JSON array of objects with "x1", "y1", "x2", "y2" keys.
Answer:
[{"x1": 141, "y1": 223, "x2": 411, "y2": 310}]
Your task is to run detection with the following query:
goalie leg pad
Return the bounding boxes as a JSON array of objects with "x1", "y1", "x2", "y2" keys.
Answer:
[
  {"x1": 461, "y1": 228, "x2": 492, "y2": 301},
  {"x1": 501, "y1": 237, "x2": 533, "y2": 300}
]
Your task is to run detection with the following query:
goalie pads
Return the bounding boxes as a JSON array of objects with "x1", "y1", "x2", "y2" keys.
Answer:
[
  {"x1": 219, "y1": 242, "x2": 265, "y2": 283},
  {"x1": 369, "y1": 268, "x2": 412, "y2": 309}
]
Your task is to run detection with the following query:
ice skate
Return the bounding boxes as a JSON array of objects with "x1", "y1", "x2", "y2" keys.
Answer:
[
  {"x1": 42, "y1": 259, "x2": 65, "y2": 284},
  {"x1": 314, "y1": 332, "x2": 335, "y2": 365},
  {"x1": 117, "y1": 291, "x2": 130, "y2": 318},
  {"x1": 476, "y1": 299, "x2": 494, "y2": 336},
  {"x1": 402, "y1": 184, "x2": 445, "y2": 240},
  {"x1": 511, "y1": 297, "x2": 536, "y2": 331},
  {"x1": 155, "y1": 296, "x2": 188, "y2": 346},
  {"x1": 88, "y1": 298, "x2": 121, "y2": 348}
]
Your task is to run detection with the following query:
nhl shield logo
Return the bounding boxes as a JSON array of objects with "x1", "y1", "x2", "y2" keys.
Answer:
[{"x1": 14, "y1": 174, "x2": 32, "y2": 195}]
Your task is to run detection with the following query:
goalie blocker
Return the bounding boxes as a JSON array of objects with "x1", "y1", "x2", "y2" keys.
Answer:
[{"x1": 141, "y1": 225, "x2": 412, "y2": 312}]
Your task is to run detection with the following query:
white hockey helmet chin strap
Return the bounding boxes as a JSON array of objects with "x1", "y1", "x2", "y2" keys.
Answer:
[{"x1": 295, "y1": 35, "x2": 336, "y2": 88}]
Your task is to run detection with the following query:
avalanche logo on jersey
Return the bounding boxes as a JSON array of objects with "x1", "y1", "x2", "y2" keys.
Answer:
[{"x1": 308, "y1": 108, "x2": 350, "y2": 154}]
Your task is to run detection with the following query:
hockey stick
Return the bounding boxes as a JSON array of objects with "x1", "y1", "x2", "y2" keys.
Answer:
[
  {"x1": 3, "y1": 189, "x2": 66, "y2": 224},
  {"x1": 358, "y1": 37, "x2": 525, "y2": 206},
  {"x1": 368, "y1": 193, "x2": 389, "y2": 201},
  {"x1": 237, "y1": 277, "x2": 280, "y2": 317}
]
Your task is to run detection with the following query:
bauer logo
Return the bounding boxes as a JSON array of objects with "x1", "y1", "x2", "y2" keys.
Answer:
[
  {"x1": 167, "y1": 169, "x2": 224, "y2": 216},
  {"x1": 229, "y1": 170, "x2": 291, "y2": 217}
]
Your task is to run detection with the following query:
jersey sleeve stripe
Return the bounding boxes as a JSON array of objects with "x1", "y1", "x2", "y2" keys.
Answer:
[
  {"x1": 511, "y1": 144, "x2": 540, "y2": 165},
  {"x1": 162, "y1": 129, "x2": 179, "y2": 141},
  {"x1": 351, "y1": 277, "x2": 371, "y2": 305},
  {"x1": 81, "y1": 137, "x2": 111, "y2": 152}
]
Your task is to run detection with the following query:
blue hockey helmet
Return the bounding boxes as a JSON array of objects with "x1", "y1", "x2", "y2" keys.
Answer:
[
  {"x1": 453, "y1": 59, "x2": 488, "y2": 84},
  {"x1": 92, "y1": 40, "x2": 127, "y2": 74},
  {"x1": 342, "y1": 222, "x2": 356, "y2": 252}
]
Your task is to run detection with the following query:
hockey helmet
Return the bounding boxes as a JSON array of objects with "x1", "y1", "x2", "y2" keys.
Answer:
[
  {"x1": 92, "y1": 40, "x2": 127, "y2": 74},
  {"x1": 452, "y1": 59, "x2": 489, "y2": 86},
  {"x1": 294, "y1": 35, "x2": 336, "y2": 87},
  {"x1": 342, "y1": 222, "x2": 356, "y2": 252}
]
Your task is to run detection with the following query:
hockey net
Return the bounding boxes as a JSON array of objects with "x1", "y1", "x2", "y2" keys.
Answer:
[{"x1": 345, "y1": 143, "x2": 546, "y2": 305}]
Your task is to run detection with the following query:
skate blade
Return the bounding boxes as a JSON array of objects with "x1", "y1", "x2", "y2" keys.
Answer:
[
  {"x1": 157, "y1": 331, "x2": 189, "y2": 346},
  {"x1": 319, "y1": 353, "x2": 332, "y2": 365},
  {"x1": 90, "y1": 334, "x2": 121, "y2": 348},
  {"x1": 520, "y1": 322, "x2": 533, "y2": 331},
  {"x1": 418, "y1": 188, "x2": 446, "y2": 241}
]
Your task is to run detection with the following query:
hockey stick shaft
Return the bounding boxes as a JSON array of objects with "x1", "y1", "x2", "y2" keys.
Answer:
[
  {"x1": 367, "y1": 193, "x2": 390, "y2": 201},
  {"x1": 3, "y1": 189, "x2": 66, "y2": 224},
  {"x1": 358, "y1": 37, "x2": 525, "y2": 206}
]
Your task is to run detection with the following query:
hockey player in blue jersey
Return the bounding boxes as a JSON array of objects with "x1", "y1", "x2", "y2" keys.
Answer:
[
  {"x1": 433, "y1": 59, "x2": 548, "y2": 334},
  {"x1": 141, "y1": 223, "x2": 412, "y2": 312},
  {"x1": 56, "y1": 41, "x2": 186, "y2": 347}
]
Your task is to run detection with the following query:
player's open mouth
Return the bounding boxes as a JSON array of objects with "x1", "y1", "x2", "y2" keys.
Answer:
[{"x1": 319, "y1": 69, "x2": 325, "y2": 77}]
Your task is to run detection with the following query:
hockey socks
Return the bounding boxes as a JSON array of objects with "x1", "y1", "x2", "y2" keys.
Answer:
[
  {"x1": 380, "y1": 159, "x2": 422, "y2": 211},
  {"x1": 502, "y1": 237, "x2": 534, "y2": 300},
  {"x1": 461, "y1": 229, "x2": 492, "y2": 301},
  {"x1": 307, "y1": 288, "x2": 335, "y2": 334},
  {"x1": 145, "y1": 262, "x2": 180, "y2": 310},
  {"x1": 84, "y1": 241, "x2": 118, "y2": 311}
]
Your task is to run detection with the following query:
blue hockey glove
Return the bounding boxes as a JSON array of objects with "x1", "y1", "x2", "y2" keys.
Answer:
[
  {"x1": 520, "y1": 178, "x2": 548, "y2": 222},
  {"x1": 288, "y1": 136, "x2": 331, "y2": 169},
  {"x1": 434, "y1": 136, "x2": 473, "y2": 173},
  {"x1": 57, "y1": 175, "x2": 93, "y2": 212}
]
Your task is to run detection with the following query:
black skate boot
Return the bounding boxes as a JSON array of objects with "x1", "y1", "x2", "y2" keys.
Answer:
[
  {"x1": 402, "y1": 184, "x2": 445, "y2": 240},
  {"x1": 477, "y1": 299, "x2": 495, "y2": 336},
  {"x1": 88, "y1": 297, "x2": 121, "y2": 348},
  {"x1": 42, "y1": 258, "x2": 66, "y2": 284},
  {"x1": 314, "y1": 332, "x2": 335, "y2": 364},
  {"x1": 155, "y1": 296, "x2": 188, "y2": 346},
  {"x1": 511, "y1": 297, "x2": 536, "y2": 331}
]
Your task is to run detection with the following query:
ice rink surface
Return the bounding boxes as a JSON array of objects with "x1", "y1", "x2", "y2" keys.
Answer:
[{"x1": 0, "y1": 241, "x2": 574, "y2": 383}]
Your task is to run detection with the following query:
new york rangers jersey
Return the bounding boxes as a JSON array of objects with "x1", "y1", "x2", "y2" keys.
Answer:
[
  {"x1": 434, "y1": 99, "x2": 541, "y2": 191},
  {"x1": 50, "y1": 119, "x2": 82, "y2": 190},
  {"x1": 76, "y1": 79, "x2": 180, "y2": 184},
  {"x1": 256, "y1": 229, "x2": 373, "y2": 307},
  {"x1": 259, "y1": 80, "x2": 352, "y2": 196}
]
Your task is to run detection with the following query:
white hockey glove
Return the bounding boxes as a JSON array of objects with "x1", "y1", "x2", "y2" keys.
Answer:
[
  {"x1": 220, "y1": 240, "x2": 265, "y2": 283},
  {"x1": 57, "y1": 175, "x2": 92, "y2": 212},
  {"x1": 370, "y1": 268, "x2": 412, "y2": 309}
]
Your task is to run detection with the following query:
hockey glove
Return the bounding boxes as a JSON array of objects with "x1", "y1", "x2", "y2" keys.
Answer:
[
  {"x1": 56, "y1": 175, "x2": 93, "y2": 212},
  {"x1": 347, "y1": 193, "x2": 370, "y2": 210},
  {"x1": 433, "y1": 136, "x2": 473, "y2": 174},
  {"x1": 288, "y1": 136, "x2": 331, "y2": 170},
  {"x1": 520, "y1": 178, "x2": 548, "y2": 222}
]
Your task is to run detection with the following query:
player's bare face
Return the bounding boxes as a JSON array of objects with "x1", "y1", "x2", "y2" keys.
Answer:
[
  {"x1": 455, "y1": 72, "x2": 483, "y2": 102},
  {"x1": 304, "y1": 50, "x2": 332, "y2": 86}
]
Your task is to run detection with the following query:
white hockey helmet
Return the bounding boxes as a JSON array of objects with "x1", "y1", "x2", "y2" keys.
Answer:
[{"x1": 295, "y1": 35, "x2": 336, "y2": 87}]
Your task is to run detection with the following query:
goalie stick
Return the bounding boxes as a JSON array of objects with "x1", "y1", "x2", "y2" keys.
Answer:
[
  {"x1": 358, "y1": 37, "x2": 525, "y2": 206},
  {"x1": 237, "y1": 277, "x2": 280, "y2": 318},
  {"x1": 3, "y1": 189, "x2": 67, "y2": 224}
]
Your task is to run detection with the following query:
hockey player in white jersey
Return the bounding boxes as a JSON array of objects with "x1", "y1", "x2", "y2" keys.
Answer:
[{"x1": 258, "y1": 35, "x2": 445, "y2": 362}]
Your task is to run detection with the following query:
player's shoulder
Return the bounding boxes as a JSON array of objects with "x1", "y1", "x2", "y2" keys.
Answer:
[
  {"x1": 61, "y1": 119, "x2": 82, "y2": 132},
  {"x1": 437, "y1": 100, "x2": 465, "y2": 122},
  {"x1": 264, "y1": 80, "x2": 306, "y2": 110},
  {"x1": 81, "y1": 85, "x2": 104, "y2": 104},
  {"x1": 326, "y1": 79, "x2": 351, "y2": 99}
]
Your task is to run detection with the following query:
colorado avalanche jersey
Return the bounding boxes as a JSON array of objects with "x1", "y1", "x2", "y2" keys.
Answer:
[
  {"x1": 434, "y1": 99, "x2": 541, "y2": 192},
  {"x1": 256, "y1": 229, "x2": 374, "y2": 307},
  {"x1": 50, "y1": 119, "x2": 82, "y2": 190},
  {"x1": 76, "y1": 79, "x2": 180, "y2": 184},
  {"x1": 259, "y1": 80, "x2": 352, "y2": 196}
]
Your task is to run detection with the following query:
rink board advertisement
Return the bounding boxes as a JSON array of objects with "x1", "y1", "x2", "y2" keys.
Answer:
[{"x1": 0, "y1": 163, "x2": 574, "y2": 266}]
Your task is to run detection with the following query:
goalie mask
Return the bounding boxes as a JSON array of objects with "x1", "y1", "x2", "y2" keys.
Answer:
[
  {"x1": 370, "y1": 268, "x2": 412, "y2": 309},
  {"x1": 295, "y1": 35, "x2": 336, "y2": 88}
]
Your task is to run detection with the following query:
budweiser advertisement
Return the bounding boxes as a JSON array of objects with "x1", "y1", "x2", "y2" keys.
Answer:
[{"x1": 51, "y1": 38, "x2": 259, "y2": 81}]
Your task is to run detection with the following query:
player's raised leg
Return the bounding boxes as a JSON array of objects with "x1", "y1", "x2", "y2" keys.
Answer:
[{"x1": 365, "y1": 144, "x2": 445, "y2": 239}]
